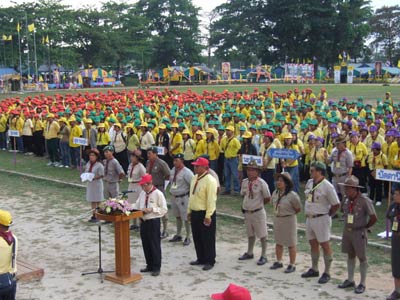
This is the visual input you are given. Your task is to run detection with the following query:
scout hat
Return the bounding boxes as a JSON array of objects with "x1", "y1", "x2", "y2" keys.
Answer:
[
  {"x1": 192, "y1": 157, "x2": 209, "y2": 167},
  {"x1": 88, "y1": 148, "x2": 101, "y2": 159},
  {"x1": 148, "y1": 146, "x2": 159, "y2": 153},
  {"x1": 139, "y1": 174, "x2": 152, "y2": 185},
  {"x1": 0, "y1": 210, "x2": 12, "y2": 227},
  {"x1": 103, "y1": 145, "x2": 115, "y2": 153},
  {"x1": 130, "y1": 149, "x2": 142, "y2": 159},
  {"x1": 338, "y1": 175, "x2": 364, "y2": 189},
  {"x1": 335, "y1": 135, "x2": 347, "y2": 144},
  {"x1": 274, "y1": 172, "x2": 294, "y2": 190},
  {"x1": 173, "y1": 153, "x2": 184, "y2": 160},
  {"x1": 211, "y1": 283, "x2": 251, "y2": 300},
  {"x1": 244, "y1": 159, "x2": 261, "y2": 170}
]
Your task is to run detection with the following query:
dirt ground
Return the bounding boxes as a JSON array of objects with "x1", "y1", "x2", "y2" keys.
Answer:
[{"x1": 2, "y1": 190, "x2": 394, "y2": 300}]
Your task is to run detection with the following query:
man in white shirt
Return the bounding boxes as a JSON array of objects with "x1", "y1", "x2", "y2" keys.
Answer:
[{"x1": 133, "y1": 174, "x2": 168, "y2": 277}]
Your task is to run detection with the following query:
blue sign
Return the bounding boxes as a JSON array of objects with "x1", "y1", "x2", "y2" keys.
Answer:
[
  {"x1": 376, "y1": 169, "x2": 400, "y2": 183},
  {"x1": 267, "y1": 148, "x2": 301, "y2": 160}
]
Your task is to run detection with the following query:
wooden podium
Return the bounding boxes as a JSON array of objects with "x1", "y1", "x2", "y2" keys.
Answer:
[{"x1": 95, "y1": 211, "x2": 143, "y2": 285}]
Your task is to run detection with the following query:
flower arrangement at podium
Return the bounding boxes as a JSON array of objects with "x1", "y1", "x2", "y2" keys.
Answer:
[{"x1": 98, "y1": 198, "x2": 134, "y2": 216}]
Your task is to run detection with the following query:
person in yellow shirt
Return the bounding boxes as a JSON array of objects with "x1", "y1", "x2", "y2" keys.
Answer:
[
  {"x1": 348, "y1": 131, "x2": 368, "y2": 193},
  {"x1": 194, "y1": 130, "x2": 206, "y2": 159},
  {"x1": 368, "y1": 142, "x2": 388, "y2": 206},
  {"x1": 205, "y1": 129, "x2": 220, "y2": 171},
  {"x1": 69, "y1": 118, "x2": 83, "y2": 169},
  {"x1": 45, "y1": 113, "x2": 60, "y2": 166},
  {"x1": 0, "y1": 111, "x2": 7, "y2": 150},
  {"x1": 170, "y1": 123, "x2": 183, "y2": 156},
  {"x1": 280, "y1": 132, "x2": 300, "y2": 193},
  {"x1": 96, "y1": 123, "x2": 110, "y2": 159},
  {"x1": 0, "y1": 209, "x2": 17, "y2": 299},
  {"x1": 187, "y1": 157, "x2": 218, "y2": 271},
  {"x1": 221, "y1": 125, "x2": 242, "y2": 194}
]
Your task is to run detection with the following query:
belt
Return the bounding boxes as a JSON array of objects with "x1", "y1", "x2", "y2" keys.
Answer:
[
  {"x1": 242, "y1": 207, "x2": 263, "y2": 214},
  {"x1": 392, "y1": 231, "x2": 400, "y2": 236},
  {"x1": 345, "y1": 227, "x2": 365, "y2": 232},
  {"x1": 174, "y1": 192, "x2": 189, "y2": 198},
  {"x1": 276, "y1": 214, "x2": 293, "y2": 218},
  {"x1": 334, "y1": 172, "x2": 347, "y2": 177},
  {"x1": 306, "y1": 213, "x2": 327, "y2": 219},
  {"x1": 129, "y1": 180, "x2": 140, "y2": 183},
  {"x1": 225, "y1": 156, "x2": 238, "y2": 159}
]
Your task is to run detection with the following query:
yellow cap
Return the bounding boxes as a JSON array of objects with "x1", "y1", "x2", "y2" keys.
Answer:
[
  {"x1": 195, "y1": 130, "x2": 204, "y2": 136},
  {"x1": 283, "y1": 132, "x2": 293, "y2": 139},
  {"x1": 242, "y1": 131, "x2": 252, "y2": 139},
  {"x1": 84, "y1": 118, "x2": 93, "y2": 124},
  {"x1": 140, "y1": 122, "x2": 148, "y2": 127},
  {"x1": 59, "y1": 117, "x2": 67, "y2": 123},
  {"x1": 171, "y1": 123, "x2": 179, "y2": 128},
  {"x1": 114, "y1": 123, "x2": 122, "y2": 128},
  {"x1": 47, "y1": 113, "x2": 55, "y2": 118},
  {"x1": 125, "y1": 123, "x2": 133, "y2": 129},
  {"x1": 0, "y1": 210, "x2": 12, "y2": 227},
  {"x1": 159, "y1": 124, "x2": 166, "y2": 130},
  {"x1": 226, "y1": 125, "x2": 235, "y2": 132},
  {"x1": 98, "y1": 123, "x2": 105, "y2": 128},
  {"x1": 182, "y1": 129, "x2": 191, "y2": 135}
]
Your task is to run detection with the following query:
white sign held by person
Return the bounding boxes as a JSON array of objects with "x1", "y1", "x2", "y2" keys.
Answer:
[
  {"x1": 156, "y1": 146, "x2": 165, "y2": 156},
  {"x1": 8, "y1": 130, "x2": 20, "y2": 137},
  {"x1": 375, "y1": 169, "x2": 400, "y2": 183},
  {"x1": 242, "y1": 155, "x2": 263, "y2": 167},
  {"x1": 73, "y1": 137, "x2": 88, "y2": 146}
]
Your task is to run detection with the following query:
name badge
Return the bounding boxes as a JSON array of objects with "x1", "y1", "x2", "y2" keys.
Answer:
[
  {"x1": 307, "y1": 194, "x2": 313, "y2": 202},
  {"x1": 393, "y1": 221, "x2": 399, "y2": 232},
  {"x1": 335, "y1": 161, "x2": 341, "y2": 168},
  {"x1": 171, "y1": 183, "x2": 178, "y2": 189},
  {"x1": 347, "y1": 214, "x2": 354, "y2": 224}
]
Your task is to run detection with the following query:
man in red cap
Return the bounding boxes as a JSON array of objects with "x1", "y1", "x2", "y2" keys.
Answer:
[
  {"x1": 133, "y1": 174, "x2": 167, "y2": 277},
  {"x1": 188, "y1": 157, "x2": 218, "y2": 271}
]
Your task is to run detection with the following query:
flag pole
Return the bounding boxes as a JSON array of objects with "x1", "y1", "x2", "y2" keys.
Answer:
[
  {"x1": 17, "y1": 23, "x2": 24, "y2": 92},
  {"x1": 25, "y1": 11, "x2": 30, "y2": 81},
  {"x1": 33, "y1": 28, "x2": 38, "y2": 81}
]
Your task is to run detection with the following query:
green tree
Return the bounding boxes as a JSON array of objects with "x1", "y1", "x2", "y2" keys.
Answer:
[
  {"x1": 136, "y1": 0, "x2": 202, "y2": 67},
  {"x1": 369, "y1": 5, "x2": 400, "y2": 65}
]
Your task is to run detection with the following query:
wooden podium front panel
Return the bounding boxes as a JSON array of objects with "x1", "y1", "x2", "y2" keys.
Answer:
[{"x1": 114, "y1": 220, "x2": 131, "y2": 276}]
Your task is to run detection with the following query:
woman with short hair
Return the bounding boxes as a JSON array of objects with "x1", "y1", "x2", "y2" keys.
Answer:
[
  {"x1": 85, "y1": 149, "x2": 104, "y2": 222},
  {"x1": 270, "y1": 172, "x2": 302, "y2": 273}
]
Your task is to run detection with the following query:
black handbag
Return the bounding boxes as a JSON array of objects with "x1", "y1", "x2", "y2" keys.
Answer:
[{"x1": 0, "y1": 236, "x2": 16, "y2": 291}]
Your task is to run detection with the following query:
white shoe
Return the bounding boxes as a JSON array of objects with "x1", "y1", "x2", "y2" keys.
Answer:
[
  {"x1": 46, "y1": 162, "x2": 53, "y2": 166},
  {"x1": 1, "y1": 148, "x2": 6, "y2": 150},
  {"x1": 58, "y1": 164, "x2": 64, "y2": 168},
  {"x1": 375, "y1": 202, "x2": 382, "y2": 207},
  {"x1": 64, "y1": 165, "x2": 70, "y2": 168}
]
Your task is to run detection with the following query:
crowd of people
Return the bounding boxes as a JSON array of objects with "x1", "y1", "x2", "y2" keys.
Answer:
[{"x1": 0, "y1": 87, "x2": 399, "y2": 299}]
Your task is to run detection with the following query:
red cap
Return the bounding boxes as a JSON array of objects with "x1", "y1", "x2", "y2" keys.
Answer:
[
  {"x1": 264, "y1": 131, "x2": 274, "y2": 138},
  {"x1": 211, "y1": 284, "x2": 251, "y2": 300},
  {"x1": 139, "y1": 174, "x2": 152, "y2": 185},
  {"x1": 191, "y1": 157, "x2": 209, "y2": 167}
]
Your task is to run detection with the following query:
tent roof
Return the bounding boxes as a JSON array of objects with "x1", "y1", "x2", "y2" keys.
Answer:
[
  {"x1": 382, "y1": 66, "x2": 400, "y2": 75},
  {"x1": 0, "y1": 68, "x2": 17, "y2": 76}
]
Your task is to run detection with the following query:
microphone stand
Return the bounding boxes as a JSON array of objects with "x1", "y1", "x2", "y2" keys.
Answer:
[{"x1": 81, "y1": 218, "x2": 113, "y2": 282}]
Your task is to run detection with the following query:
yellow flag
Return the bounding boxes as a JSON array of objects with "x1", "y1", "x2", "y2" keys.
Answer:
[
  {"x1": 42, "y1": 36, "x2": 45, "y2": 44},
  {"x1": 45, "y1": 35, "x2": 49, "y2": 44},
  {"x1": 2, "y1": 35, "x2": 7, "y2": 41},
  {"x1": 16, "y1": 23, "x2": 20, "y2": 33},
  {"x1": 39, "y1": 75, "x2": 44, "y2": 82},
  {"x1": 88, "y1": 64, "x2": 93, "y2": 68},
  {"x1": 348, "y1": 54, "x2": 351, "y2": 61},
  {"x1": 338, "y1": 54, "x2": 343, "y2": 60},
  {"x1": 250, "y1": 64, "x2": 254, "y2": 69},
  {"x1": 397, "y1": 60, "x2": 400, "y2": 68},
  {"x1": 7, "y1": 35, "x2": 12, "y2": 41},
  {"x1": 28, "y1": 24, "x2": 35, "y2": 32}
]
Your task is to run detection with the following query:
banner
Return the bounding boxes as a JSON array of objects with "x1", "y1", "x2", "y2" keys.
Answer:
[
  {"x1": 347, "y1": 66, "x2": 354, "y2": 84},
  {"x1": 221, "y1": 62, "x2": 231, "y2": 80},
  {"x1": 375, "y1": 61, "x2": 382, "y2": 76},
  {"x1": 334, "y1": 66, "x2": 341, "y2": 84},
  {"x1": 242, "y1": 155, "x2": 263, "y2": 166},
  {"x1": 284, "y1": 64, "x2": 314, "y2": 81}
]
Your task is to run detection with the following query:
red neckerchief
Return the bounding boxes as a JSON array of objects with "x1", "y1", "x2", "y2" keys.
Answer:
[
  {"x1": 192, "y1": 171, "x2": 209, "y2": 195},
  {"x1": 348, "y1": 193, "x2": 360, "y2": 214},
  {"x1": 89, "y1": 161, "x2": 96, "y2": 172},
  {"x1": 248, "y1": 178, "x2": 258, "y2": 199},
  {"x1": 145, "y1": 186, "x2": 157, "y2": 208},
  {"x1": 0, "y1": 231, "x2": 14, "y2": 245},
  {"x1": 148, "y1": 159, "x2": 155, "y2": 174}
]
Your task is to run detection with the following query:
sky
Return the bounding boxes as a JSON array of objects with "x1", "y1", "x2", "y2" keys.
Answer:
[{"x1": 2, "y1": 0, "x2": 400, "y2": 13}]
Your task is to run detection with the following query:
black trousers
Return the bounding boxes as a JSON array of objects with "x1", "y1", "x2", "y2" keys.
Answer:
[
  {"x1": 0, "y1": 278, "x2": 16, "y2": 300},
  {"x1": 217, "y1": 155, "x2": 225, "y2": 185},
  {"x1": 369, "y1": 173, "x2": 383, "y2": 203},
  {"x1": 191, "y1": 210, "x2": 216, "y2": 265},
  {"x1": 140, "y1": 218, "x2": 161, "y2": 271},
  {"x1": 33, "y1": 131, "x2": 44, "y2": 156},
  {"x1": 261, "y1": 169, "x2": 275, "y2": 194},
  {"x1": 115, "y1": 149, "x2": 129, "y2": 173},
  {"x1": 352, "y1": 167, "x2": 368, "y2": 193},
  {"x1": 22, "y1": 135, "x2": 33, "y2": 153}
]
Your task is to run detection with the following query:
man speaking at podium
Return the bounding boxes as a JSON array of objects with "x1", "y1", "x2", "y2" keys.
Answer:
[{"x1": 133, "y1": 174, "x2": 168, "y2": 277}]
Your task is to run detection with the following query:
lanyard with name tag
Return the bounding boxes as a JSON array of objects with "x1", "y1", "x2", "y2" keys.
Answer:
[
  {"x1": 393, "y1": 221, "x2": 399, "y2": 231},
  {"x1": 307, "y1": 180, "x2": 324, "y2": 202}
]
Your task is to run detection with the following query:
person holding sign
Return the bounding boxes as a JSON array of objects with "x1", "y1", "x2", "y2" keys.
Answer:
[
  {"x1": 270, "y1": 172, "x2": 301, "y2": 273},
  {"x1": 84, "y1": 149, "x2": 104, "y2": 223},
  {"x1": 337, "y1": 176, "x2": 377, "y2": 294},
  {"x1": 69, "y1": 117, "x2": 82, "y2": 169},
  {"x1": 368, "y1": 142, "x2": 388, "y2": 207},
  {"x1": 238, "y1": 160, "x2": 271, "y2": 266},
  {"x1": 281, "y1": 133, "x2": 301, "y2": 193},
  {"x1": 386, "y1": 187, "x2": 400, "y2": 300},
  {"x1": 302, "y1": 162, "x2": 340, "y2": 284}
]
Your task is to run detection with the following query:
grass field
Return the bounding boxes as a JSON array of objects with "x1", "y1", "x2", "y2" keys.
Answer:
[
  {"x1": 1, "y1": 83, "x2": 400, "y2": 103},
  {"x1": 0, "y1": 150, "x2": 392, "y2": 246}
]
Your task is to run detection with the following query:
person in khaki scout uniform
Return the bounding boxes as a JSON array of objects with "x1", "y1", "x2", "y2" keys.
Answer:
[
  {"x1": 221, "y1": 125, "x2": 242, "y2": 195},
  {"x1": 386, "y1": 187, "x2": 400, "y2": 300},
  {"x1": 103, "y1": 145, "x2": 125, "y2": 198},
  {"x1": 147, "y1": 146, "x2": 171, "y2": 239},
  {"x1": 169, "y1": 153, "x2": 194, "y2": 246},
  {"x1": 0, "y1": 210, "x2": 17, "y2": 300},
  {"x1": 337, "y1": 176, "x2": 377, "y2": 294},
  {"x1": 188, "y1": 157, "x2": 218, "y2": 271},
  {"x1": 238, "y1": 160, "x2": 271, "y2": 266},
  {"x1": 302, "y1": 162, "x2": 340, "y2": 284},
  {"x1": 270, "y1": 172, "x2": 302, "y2": 273},
  {"x1": 325, "y1": 135, "x2": 353, "y2": 204}
]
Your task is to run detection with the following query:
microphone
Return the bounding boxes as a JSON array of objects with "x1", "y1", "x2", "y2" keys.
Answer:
[{"x1": 121, "y1": 190, "x2": 134, "y2": 195}]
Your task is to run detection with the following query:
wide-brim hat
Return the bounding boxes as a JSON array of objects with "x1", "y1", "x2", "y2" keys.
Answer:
[
  {"x1": 88, "y1": 148, "x2": 101, "y2": 159},
  {"x1": 338, "y1": 175, "x2": 364, "y2": 188},
  {"x1": 244, "y1": 159, "x2": 261, "y2": 170}
]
